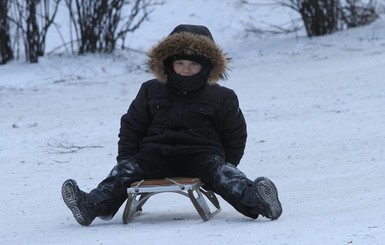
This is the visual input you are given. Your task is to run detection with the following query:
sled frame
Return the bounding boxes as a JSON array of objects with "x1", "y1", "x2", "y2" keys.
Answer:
[{"x1": 122, "y1": 177, "x2": 221, "y2": 224}]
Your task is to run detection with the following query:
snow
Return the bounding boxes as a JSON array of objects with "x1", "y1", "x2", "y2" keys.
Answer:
[{"x1": 1, "y1": 1, "x2": 385, "y2": 244}]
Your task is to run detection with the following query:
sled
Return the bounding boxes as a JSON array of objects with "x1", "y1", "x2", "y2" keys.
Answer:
[{"x1": 122, "y1": 177, "x2": 221, "y2": 224}]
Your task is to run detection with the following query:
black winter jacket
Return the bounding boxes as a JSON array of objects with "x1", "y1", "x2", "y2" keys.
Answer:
[{"x1": 117, "y1": 79, "x2": 247, "y2": 166}]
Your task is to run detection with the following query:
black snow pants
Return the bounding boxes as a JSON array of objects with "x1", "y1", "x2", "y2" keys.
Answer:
[{"x1": 94, "y1": 149, "x2": 260, "y2": 220}]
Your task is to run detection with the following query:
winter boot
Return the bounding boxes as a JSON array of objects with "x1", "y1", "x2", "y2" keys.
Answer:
[
  {"x1": 61, "y1": 179, "x2": 111, "y2": 226},
  {"x1": 253, "y1": 177, "x2": 282, "y2": 220}
]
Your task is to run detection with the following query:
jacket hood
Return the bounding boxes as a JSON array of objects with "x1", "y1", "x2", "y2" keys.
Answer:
[{"x1": 147, "y1": 24, "x2": 228, "y2": 85}]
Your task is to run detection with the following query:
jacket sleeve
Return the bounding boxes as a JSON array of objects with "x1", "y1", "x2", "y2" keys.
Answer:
[
  {"x1": 117, "y1": 83, "x2": 151, "y2": 162},
  {"x1": 217, "y1": 89, "x2": 247, "y2": 166}
]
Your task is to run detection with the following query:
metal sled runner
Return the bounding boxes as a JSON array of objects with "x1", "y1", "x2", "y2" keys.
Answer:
[{"x1": 122, "y1": 177, "x2": 221, "y2": 223}]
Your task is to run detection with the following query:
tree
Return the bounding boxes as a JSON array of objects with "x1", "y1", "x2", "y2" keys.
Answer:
[
  {"x1": 279, "y1": 0, "x2": 340, "y2": 37},
  {"x1": 9, "y1": 0, "x2": 61, "y2": 63},
  {"x1": 25, "y1": 0, "x2": 39, "y2": 63},
  {"x1": 340, "y1": 0, "x2": 378, "y2": 28},
  {"x1": 65, "y1": 0, "x2": 163, "y2": 54},
  {"x1": 0, "y1": 0, "x2": 13, "y2": 64},
  {"x1": 278, "y1": 0, "x2": 379, "y2": 37}
]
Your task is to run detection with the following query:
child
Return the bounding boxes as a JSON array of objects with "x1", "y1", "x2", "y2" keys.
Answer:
[{"x1": 62, "y1": 24, "x2": 282, "y2": 226}]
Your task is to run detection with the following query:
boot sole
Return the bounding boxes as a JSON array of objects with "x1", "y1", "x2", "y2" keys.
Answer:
[
  {"x1": 254, "y1": 177, "x2": 282, "y2": 220},
  {"x1": 61, "y1": 179, "x2": 92, "y2": 226}
]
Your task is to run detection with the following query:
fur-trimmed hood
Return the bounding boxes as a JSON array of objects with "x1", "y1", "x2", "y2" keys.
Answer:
[{"x1": 147, "y1": 24, "x2": 228, "y2": 85}]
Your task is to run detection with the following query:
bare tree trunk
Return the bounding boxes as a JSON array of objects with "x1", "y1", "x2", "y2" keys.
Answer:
[
  {"x1": 0, "y1": 0, "x2": 13, "y2": 64},
  {"x1": 300, "y1": 0, "x2": 339, "y2": 37},
  {"x1": 26, "y1": 0, "x2": 39, "y2": 63}
]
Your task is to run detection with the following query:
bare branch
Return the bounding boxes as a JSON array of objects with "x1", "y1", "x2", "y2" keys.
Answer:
[{"x1": 48, "y1": 139, "x2": 103, "y2": 154}]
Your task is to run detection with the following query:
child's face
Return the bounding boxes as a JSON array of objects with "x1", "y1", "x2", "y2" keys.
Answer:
[{"x1": 173, "y1": 60, "x2": 202, "y2": 76}]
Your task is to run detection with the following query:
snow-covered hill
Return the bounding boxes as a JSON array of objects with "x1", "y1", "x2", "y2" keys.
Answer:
[{"x1": 1, "y1": 1, "x2": 385, "y2": 244}]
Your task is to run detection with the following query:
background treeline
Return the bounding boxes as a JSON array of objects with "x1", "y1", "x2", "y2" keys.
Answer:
[
  {"x1": 0, "y1": 0, "x2": 380, "y2": 65},
  {"x1": 278, "y1": 0, "x2": 379, "y2": 37},
  {"x1": 0, "y1": 0, "x2": 162, "y2": 64}
]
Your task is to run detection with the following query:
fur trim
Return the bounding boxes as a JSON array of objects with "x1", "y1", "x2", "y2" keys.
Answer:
[{"x1": 147, "y1": 32, "x2": 228, "y2": 84}]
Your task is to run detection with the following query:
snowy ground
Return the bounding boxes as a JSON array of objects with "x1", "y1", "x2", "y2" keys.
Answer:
[{"x1": 1, "y1": 1, "x2": 385, "y2": 244}]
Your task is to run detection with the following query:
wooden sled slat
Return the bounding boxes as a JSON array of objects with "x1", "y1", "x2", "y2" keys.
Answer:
[{"x1": 122, "y1": 177, "x2": 221, "y2": 224}]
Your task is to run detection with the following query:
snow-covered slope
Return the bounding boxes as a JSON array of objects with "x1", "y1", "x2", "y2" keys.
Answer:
[{"x1": 1, "y1": 1, "x2": 385, "y2": 244}]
